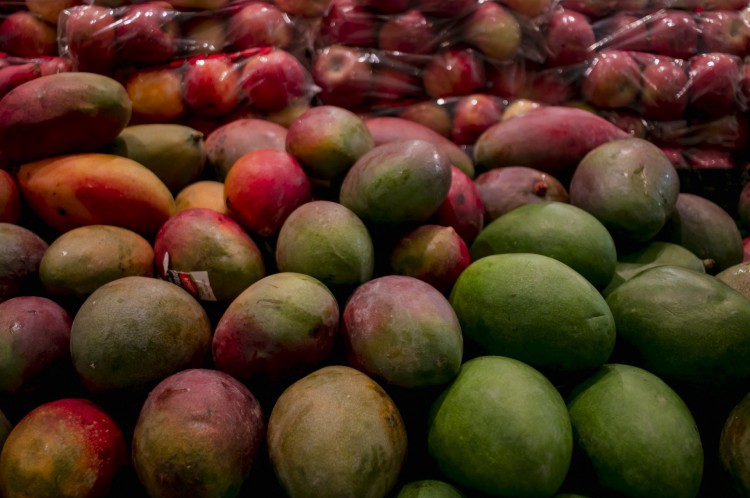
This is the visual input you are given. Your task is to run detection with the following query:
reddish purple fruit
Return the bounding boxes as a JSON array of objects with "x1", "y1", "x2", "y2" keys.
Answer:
[{"x1": 434, "y1": 166, "x2": 484, "y2": 244}]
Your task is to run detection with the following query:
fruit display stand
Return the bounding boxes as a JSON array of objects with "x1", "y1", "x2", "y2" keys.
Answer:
[{"x1": 1, "y1": 0, "x2": 750, "y2": 497}]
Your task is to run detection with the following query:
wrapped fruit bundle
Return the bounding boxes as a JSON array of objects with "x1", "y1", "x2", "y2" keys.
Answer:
[
  {"x1": 121, "y1": 47, "x2": 318, "y2": 129},
  {"x1": 58, "y1": 0, "x2": 304, "y2": 74},
  {"x1": 0, "y1": 9, "x2": 58, "y2": 57},
  {"x1": 0, "y1": 52, "x2": 72, "y2": 99}
]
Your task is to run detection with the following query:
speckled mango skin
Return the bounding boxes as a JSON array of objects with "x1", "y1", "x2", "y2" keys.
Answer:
[
  {"x1": 40, "y1": 224, "x2": 154, "y2": 298},
  {"x1": 0, "y1": 398, "x2": 127, "y2": 498},
  {"x1": 154, "y1": 207, "x2": 265, "y2": 302},
  {"x1": 0, "y1": 223, "x2": 48, "y2": 302},
  {"x1": 212, "y1": 272, "x2": 339, "y2": 383},
  {"x1": 132, "y1": 369, "x2": 265, "y2": 498},
  {"x1": 268, "y1": 365, "x2": 407, "y2": 498},
  {"x1": 17, "y1": 153, "x2": 176, "y2": 235},
  {"x1": 342, "y1": 275, "x2": 463, "y2": 388},
  {"x1": 0, "y1": 72, "x2": 131, "y2": 164}
]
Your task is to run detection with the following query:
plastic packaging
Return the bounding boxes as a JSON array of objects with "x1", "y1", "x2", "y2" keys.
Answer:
[
  {"x1": 121, "y1": 47, "x2": 319, "y2": 129},
  {"x1": 0, "y1": 52, "x2": 72, "y2": 99},
  {"x1": 0, "y1": 10, "x2": 58, "y2": 57},
  {"x1": 58, "y1": 1, "x2": 304, "y2": 74}
]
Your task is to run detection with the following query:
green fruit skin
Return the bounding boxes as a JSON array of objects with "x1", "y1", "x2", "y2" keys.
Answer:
[
  {"x1": 569, "y1": 137, "x2": 679, "y2": 243},
  {"x1": 606, "y1": 265, "x2": 750, "y2": 391},
  {"x1": 154, "y1": 208, "x2": 265, "y2": 302},
  {"x1": 132, "y1": 369, "x2": 265, "y2": 498},
  {"x1": 395, "y1": 479, "x2": 466, "y2": 498},
  {"x1": 342, "y1": 275, "x2": 463, "y2": 388},
  {"x1": 40, "y1": 224, "x2": 154, "y2": 298},
  {"x1": 449, "y1": 253, "x2": 615, "y2": 374},
  {"x1": 470, "y1": 201, "x2": 617, "y2": 289},
  {"x1": 720, "y1": 392, "x2": 750, "y2": 496},
  {"x1": 428, "y1": 356, "x2": 572, "y2": 497},
  {"x1": 212, "y1": 272, "x2": 340, "y2": 383},
  {"x1": 275, "y1": 200, "x2": 374, "y2": 287},
  {"x1": 716, "y1": 262, "x2": 750, "y2": 301},
  {"x1": 70, "y1": 276, "x2": 212, "y2": 392},
  {"x1": 339, "y1": 139, "x2": 452, "y2": 224},
  {"x1": 602, "y1": 241, "x2": 705, "y2": 297},
  {"x1": 103, "y1": 124, "x2": 206, "y2": 193},
  {"x1": 286, "y1": 105, "x2": 374, "y2": 180},
  {"x1": 567, "y1": 364, "x2": 703, "y2": 498},
  {"x1": 268, "y1": 365, "x2": 407, "y2": 498},
  {"x1": 657, "y1": 193, "x2": 744, "y2": 273},
  {"x1": 0, "y1": 223, "x2": 48, "y2": 302}
]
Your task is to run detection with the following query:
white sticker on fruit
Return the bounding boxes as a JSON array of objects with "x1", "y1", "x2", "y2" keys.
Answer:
[{"x1": 161, "y1": 252, "x2": 217, "y2": 302}]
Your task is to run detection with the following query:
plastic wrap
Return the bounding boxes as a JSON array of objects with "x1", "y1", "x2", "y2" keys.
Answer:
[
  {"x1": 121, "y1": 47, "x2": 318, "y2": 129},
  {"x1": 561, "y1": 0, "x2": 750, "y2": 20},
  {"x1": 57, "y1": 1, "x2": 305, "y2": 74},
  {"x1": 0, "y1": 52, "x2": 72, "y2": 99},
  {"x1": 0, "y1": 9, "x2": 58, "y2": 57}
]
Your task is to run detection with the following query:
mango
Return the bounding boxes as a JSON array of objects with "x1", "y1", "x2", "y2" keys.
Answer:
[
  {"x1": 17, "y1": 153, "x2": 176, "y2": 235},
  {"x1": 0, "y1": 223, "x2": 47, "y2": 302},
  {"x1": 132, "y1": 369, "x2": 265, "y2": 498},
  {"x1": 0, "y1": 169, "x2": 21, "y2": 223},
  {"x1": 0, "y1": 296, "x2": 72, "y2": 393},
  {"x1": 720, "y1": 392, "x2": 750, "y2": 496},
  {"x1": 428, "y1": 356, "x2": 572, "y2": 496},
  {"x1": 365, "y1": 116, "x2": 474, "y2": 178},
  {"x1": 286, "y1": 105, "x2": 374, "y2": 180},
  {"x1": 395, "y1": 480, "x2": 466, "y2": 498},
  {"x1": 569, "y1": 137, "x2": 680, "y2": 243},
  {"x1": 390, "y1": 224, "x2": 470, "y2": 295},
  {"x1": 339, "y1": 140, "x2": 452, "y2": 224},
  {"x1": 275, "y1": 200, "x2": 374, "y2": 287},
  {"x1": 0, "y1": 398, "x2": 127, "y2": 498},
  {"x1": 657, "y1": 193, "x2": 744, "y2": 273},
  {"x1": 450, "y1": 253, "x2": 615, "y2": 375},
  {"x1": 154, "y1": 208, "x2": 265, "y2": 302},
  {"x1": 70, "y1": 276, "x2": 212, "y2": 392},
  {"x1": 342, "y1": 275, "x2": 463, "y2": 388},
  {"x1": 0, "y1": 410, "x2": 8, "y2": 450},
  {"x1": 212, "y1": 272, "x2": 339, "y2": 383},
  {"x1": 433, "y1": 166, "x2": 484, "y2": 244},
  {"x1": 39, "y1": 224, "x2": 154, "y2": 298},
  {"x1": 267, "y1": 365, "x2": 407, "y2": 498},
  {"x1": 102, "y1": 124, "x2": 206, "y2": 192},
  {"x1": 606, "y1": 265, "x2": 750, "y2": 392},
  {"x1": 470, "y1": 202, "x2": 617, "y2": 289},
  {"x1": 602, "y1": 241, "x2": 706, "y2": 296},
  {"x1": 567, "y1": 364, "x2": 703, "y2": 498},
  {"x1": 205, "y1": 118, "x2": 287, "y2": 179},
  {"x1": 0, "y1": 72, "x2": 131, "y2": 164},
  {"x1": 474, "y1": 166, "x2": 569, "y2": 222},
  {"x1": 716, "y1": 262, "x2": 750, "y2": 300},
  {"x1": 174, "y1": 180, "x2": 227, "y2": 214}
]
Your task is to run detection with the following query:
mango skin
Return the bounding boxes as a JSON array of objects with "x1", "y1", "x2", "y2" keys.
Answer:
[
  {"x1": 154, "y1": 208, "x2": 266, "y2": 302},
  {"x1": 267, "y1": 365, "x2": 407, "y2": 498},
  {"x1": 428, "y1": 356, "x2": 572, "y2": 497},
  {"x1": 212, "y1": 272, "x2": 339, "y2": 383},
  {"x1": 0, "y1": 410, "x2": 9, "y2": 451},
  {"x1": 0, "y1": 72, "x2": 132, "y2": 164},
  {"x1": 206, "y1": 118, "x2": 287, "y2": 179},
  {"x1": 470, "y1": 202, "x2": 617, "y2": 289},
  {"x1": 0, "y1": 296, "x2": 72, "y2": 393},
  {"x1": 39, "y1": 224, "x2": 154, "y2": 298},
  {"x1": 17, "y1": 153, "x2": 176, "y2": 235},
  {"x1": 716, "y1": 262, "x2": 750, "y2": 301},
  {"x1": 450, "y1": 253, "x2": 615, "y2": 375},
  {"x1": 0, "y1": 223, "x2": 48, "y2": 302},
  {"x1": 395, "y1": 480, "x2": 466, "y2": 498},
  {"x1": 567, "y1": 364, "x2": 703, "y2": 498},
  {"x1": 69, "y1": 276, "x2": 212, "y2": 392},
  {"x1": 606, "y1": 265, "x2": 750, "y2": 392},
  {"x1": 175, "y1": 180, "x2": 227, "y2": 214},
  {"x1": 720, "y1": 392, "x2": 750, "y2": 496},
  {"x1": 102, "y1": 123, "x2": 206, "y2": 192},
  {"x1": 339, "y1": 139, "x2": 452, "y2": 224},
  {"x1": 132, "y1": 369, "x2": 265, "y2": 498},
  {"x1": 342, "y1": 275, "x2": 463, "y2": 388},
  {"x1": 0, "y1": 398, "x2": 127, "y2": 498}
]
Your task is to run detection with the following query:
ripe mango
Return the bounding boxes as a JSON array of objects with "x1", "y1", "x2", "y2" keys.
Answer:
[
  {"x1": 0, "y1": 223, "x2": 48, "y2": 302},
  {"x1": 39, "y1": 225, "x2": 154, "y2": 298},
  {"x1": 0, "y1": 72, "x2": 131, "y2": 164},
  {"x1": 102, "y1": 124, "x2": 206, "y2": 193},
  {"x1": 17, "y1": 153, "x2": 176, "y2": 235}
]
